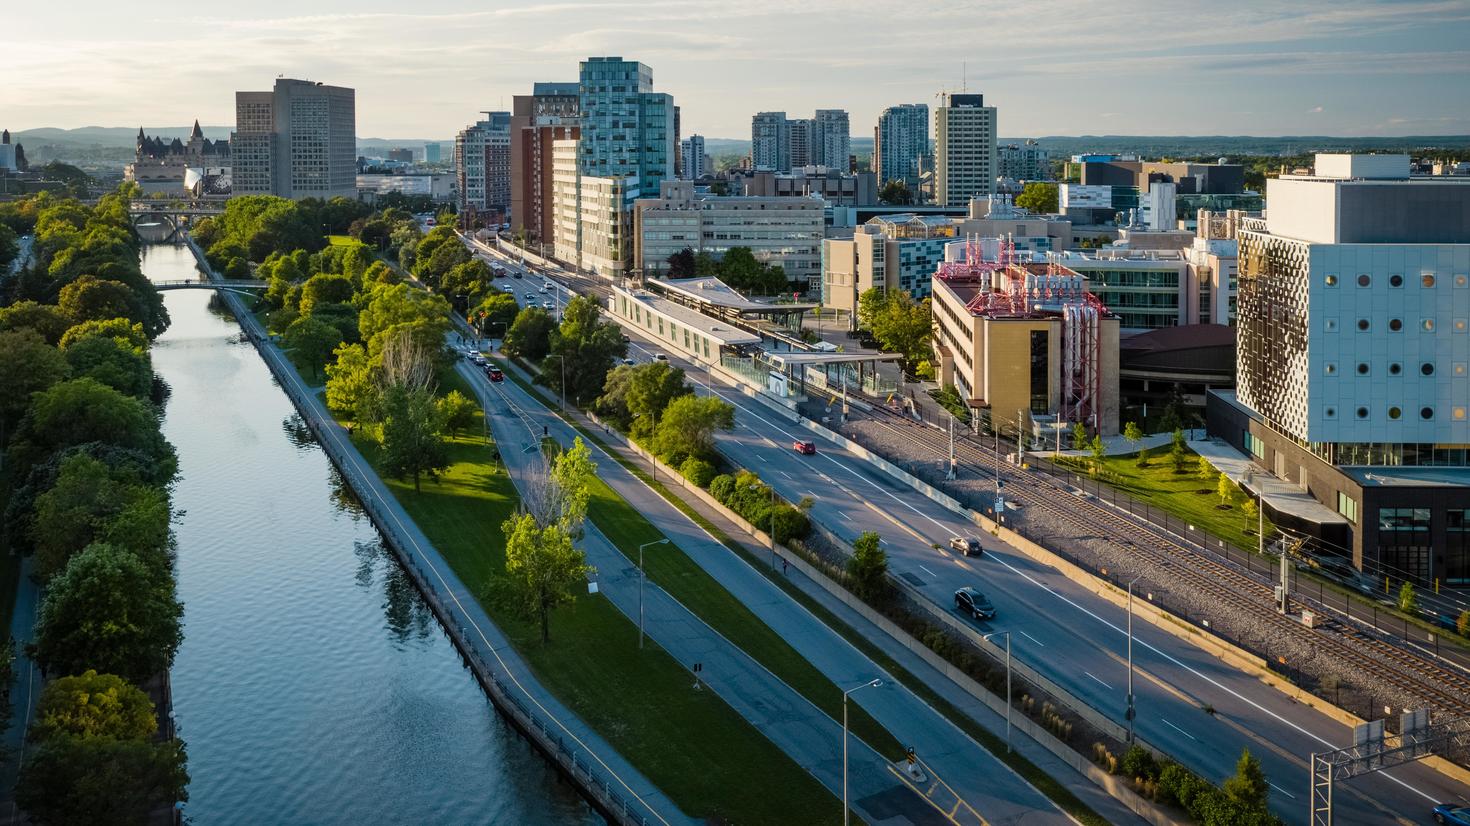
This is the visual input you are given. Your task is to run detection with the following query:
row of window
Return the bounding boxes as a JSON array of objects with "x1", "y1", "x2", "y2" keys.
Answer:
[
  {"x1": 1323, "y1": 361, "x2": 1464, "y2": 377},
  {"x1": 1325, "y1": 272, "x2": 1469, "y2": 288},
  {"x1": 1323, "y1": 404, "x2": 1467, "y2": 421},
  {"x1": 1332, "y1": 317, "x2": 1465, "y2": 333}
]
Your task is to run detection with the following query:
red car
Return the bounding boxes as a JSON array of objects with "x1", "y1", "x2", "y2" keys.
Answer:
[
  {"x1": 792, "y1": 440, "x2": 816, "y2": 455},
  {"x1": 487, "y1": 367, "x2": 504, "y2": 382}
]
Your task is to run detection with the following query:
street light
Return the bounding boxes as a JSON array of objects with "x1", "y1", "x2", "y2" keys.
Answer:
[
  {"x1": 842, "y1": 678, "x2": 883, "y2": 826},
  {"x1": 983, "y1": 631, "x2": 1012, "y2": 752},
  {"x1": 1126, "y1": 575, "x2": 1142, "y2": 743},
  {"x1": 638, "y1": 538, "x2": 670, "y2": 650}
]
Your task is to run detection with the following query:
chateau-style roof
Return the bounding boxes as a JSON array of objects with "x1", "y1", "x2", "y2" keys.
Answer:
[{"x1": 136, "y1": 123, "x2": 229, "y2": 160}]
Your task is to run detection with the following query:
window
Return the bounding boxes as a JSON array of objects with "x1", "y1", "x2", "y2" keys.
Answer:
[
  {"x1": 1357, "y1": 319, "x2": 1370, "y2": 331},
  {"x1": 1456, "y1": 319, "x2": 1468, "y2": 332},
  {"x1": 1357, "y1": 274, "x2": 1371, "y2": 287},
  {"x1": 1457, "y1": 274, "x2": 1469, "y2": 288},
  {"x1": 1324, "y1": 318, "x2": 1338, "y2": 333},
  {"x1": 1389, "y1": 406, "x2": 1401, "y2": 420},
  {"x1": 1324, "y1": 406, "x2": 1337, "y2": 419},
  {"x1": 1456, "y1": 407, "x2": 1468, "y2": 421},
  {"x1": 1325, "y1": 362, "x2": 1338, "y2": 376},
  {"x1": 1324, "y1": 274, "x2": 1338, "y2": 287},
  {"x1": 1337, "y1": 492, "x2": 1357, "y2": 524},
  {"x1": 1389, "y1": 318, "x2": 1402, "y2": 332},
  {"x1": 1422, "y1": 407, "x2": 1435, "y2": 420},
  {"x1": 1356, "y1": 406, "x2": 1369, "y2": 419},
  {"x1": 1423, "y1": 274, "x2": 1437, "y2": 288},
  {"x1": 1389, "y1": 362, "x2": 1402, "y2": 375},
  {"x1": 1357, "y1": 363, "x2": 1370, "y2": 375},
  {"x1": 1029, "y1": 330, "x2": 1049, "y2": 414},
  {"x1": 1423, "y1": 319, "x2": 1436, "y2": 332},
  {"x1": 1422, "y1": 362, "x2": 1436, "y2": 376},
  {"x1": 1390, "y1": 274, "x2": 1403, "y2": 287},
  {"x1": 1456, "y1": 363, "x2": 1468, "y2": 377}
]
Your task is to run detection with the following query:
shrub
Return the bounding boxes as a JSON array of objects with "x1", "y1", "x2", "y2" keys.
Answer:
[
  {"x1": 1120, "y1": 744, "x2": 1158, "y2": 782},
  {"x1": 1458, "y1": 609, "x2": 1469, "y2": 639},
  {"x1": 707, "y1": 473, "x2": 735, "y2": 504},
  {"x1": 770, "y1": 505, "x2": 810, "y2": 544},
  {"x1": 679, "y1": 457, "x2": 717, "y2": 489}
]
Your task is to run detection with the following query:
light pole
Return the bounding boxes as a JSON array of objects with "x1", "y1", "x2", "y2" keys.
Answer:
[
  {"x1": 842, "y1": 678, "x2": 882, "y2": 826},
  {"x1": 1126, "y1": 575, "x2": 1142, "y2": 743},
  {"x1": 983, "y1": 631, "x2": 1012, "y2": 752},
  {"x1": 638, "y1": 538, "x2": 670, "y2": 650}
]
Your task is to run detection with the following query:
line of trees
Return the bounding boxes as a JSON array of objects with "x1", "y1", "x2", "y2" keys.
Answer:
[
  {"x1": 504, "y1": 294, "x2": 628, "y2": 408},
  {"x1": 664, "y1": 246, "x2": 794, "y2": 296},
  {"x1": 193, "y1": 194, "x2": 373, "y2": 275},
  {"x1": 0, "y1": 186, "x2": 189, "y2": 822}
]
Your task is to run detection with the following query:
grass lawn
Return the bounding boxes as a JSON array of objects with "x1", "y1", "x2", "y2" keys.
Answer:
[
  {"x1": 326, "y1": 234, "x2": 357, "y2": 246},
  {"x1": 338, "y1": 370, "x2": 838, "y2": 825},
  {"x1": 1057, "y1": 450, "x2": 1273, "y2": 552}
]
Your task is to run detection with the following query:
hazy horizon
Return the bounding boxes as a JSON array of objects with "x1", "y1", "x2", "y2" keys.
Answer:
[{"x1": 4, "y1": 1, "x2": 1468, "y2": 141}]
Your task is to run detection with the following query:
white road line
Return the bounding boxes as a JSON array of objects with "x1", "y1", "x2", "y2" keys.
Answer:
[
  {"x1": 780, "y1": 470, "x2": 793, "y2": 480},
  {"x1": 1019, "y1": 630, "x2": 1045, "y2": 647},
  {"x1": 1084, "y1": 671, "x2": 1113, "y2": 690},
  {"x1": 1161, "y1": 718, "x2": 1197, "y2": 742},
  {"x1": 1269, "y1": 782, "x2": 1297, "y2": 800},
  {"x1": 756, "y1": 453, "x2": 767, "y2": 462},
  {"x1": 839, "y1": 511, "x2": 852, "y2": 522},
  {"x1": 918, "y1": 565, "x2": 937, "y2": 578}
]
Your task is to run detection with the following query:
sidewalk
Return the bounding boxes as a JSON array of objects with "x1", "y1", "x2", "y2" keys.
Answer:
[
  {"x1": 470, "y1": 363, "x2": 924, "y2": 826},
  {"x1": 203, "y1": 252, "x2": 692, "y2": 826},
  {"x1": 484, "y1": 356, "x2": 1084, "y2": 826}
]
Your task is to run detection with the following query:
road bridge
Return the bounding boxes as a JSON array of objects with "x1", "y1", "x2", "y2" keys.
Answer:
[{"x1": 151, "y1": 279, "x2": 267, "y2": 298}]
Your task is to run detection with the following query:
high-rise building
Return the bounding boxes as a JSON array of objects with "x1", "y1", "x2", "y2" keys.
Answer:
[
  {"x1": 1209, "y1": 154, "x2": 1470, "y2": 578},
  {"x1": 787, "y1": 118, "x2": 813, "y2": 169},
  {"x1": 752, "y1": 111, "x2": 789, "y2": 172},
  {"x1": 232, "y1": 78, "x2": 355, "y2": 199},
  {"x1": 552, "y1": 57, "x2": 674, "y2": 276},
  {"x1": 510, "y1": 82, "x2": 580, "y2": 241},
  {"x1": 997, "y1": 140, "x2": 1049, "y2": 182},
  {"x1": 680, "y1": 135, "x2": 706, "y2": 180},
  {"x1": 813, "y1": 109, "x2": 850, "y2": 171},
  {"x1": 875, "y1": 104, "x2": 928, "y2": 191},
  {"x1": 455, "y1": 111, "x2": 512, "y2": 217},
  {"x1": 424, "y1": 143, "x2": 442, "y2": 164},
  {"x1": 934, "y1": 92, "x2": 996, "y2": 207},
  {"x1": 387, "y1": 147, "x2": 415, "y2": 164}
]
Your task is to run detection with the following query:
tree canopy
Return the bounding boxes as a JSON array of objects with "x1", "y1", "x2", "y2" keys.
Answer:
[
  {"x1": 653, "y1": 395, "x2": 735, "y2": 465},
  {"x1": 7, "y1": 377, "x2": 177, "y2": 483},
  {"x1": 548, "y1": 295, "x2": 627, "y2": 404},
  {"x1": 1014, "y1": 182, "x2": 1060, "y2": 214},
  {"x1": 33, "y1": 670, "x2": 157, "y2": 742},
  {"x1": 504, "y1": 306, "x2": 554, "y2": 362},
  {"x1": 17, "y1": 736, "x2": 188, "y2": 826},
  {"x1": 856, "y1": 287, "x2": 933, "y2": 372},
  {"x1": 501, "y1": 512, "x2": 593, "y2": 644}
]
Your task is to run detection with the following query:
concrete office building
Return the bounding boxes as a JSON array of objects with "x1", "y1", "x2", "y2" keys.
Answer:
[
  {"x1": 930, "y1": 245, "x2": 1120, "y2": 436},
  {"x1": 741, "y1": 167, "x2": 877, "y2": 207},
  {"x1": 997, "y1": 140, "x2": 1049, "y2": 182},
  {"x1": 752, "y1": 111, "x2": 790, "y2": 172},
  {"x1": 934, "y1": 93, "x2": 997, "y2": 207},
  {"x1": 1187, "y1": 209, "x2": 1245, "y2": 326},
  {"x1": 1208, "y1": 154, "x2": 1470, "y2": 580},
  {"x1": 455, "y1": 111, "x2": 512, "y2": 218},
  {"x1": 511, "y1": 82, "x2": 581, "y2": 241},
  {"x1": 551, "y1": 57, "x2": 674, "y2": 277},
  {"x1": 680, "y1": 135, "x2": 707, "y2": 180},
  {"x1": 875, "y1": 103, "x2": 928, "y2": 191},
  {"x1": 634, "y1": 180, "x2": 823, "y2": 286},
  {"x1": 752, "y1": 109, "x2": 850, "y2": 173},
  {"x1": 232, "y1": 78, "x2": 356, "y2": 199}
]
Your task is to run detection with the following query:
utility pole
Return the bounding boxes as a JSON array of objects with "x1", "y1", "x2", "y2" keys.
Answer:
[
  {"x1": 1126, "y1": 575, "x2": 1140, "y2": 743},
  {"x1": 1016, "y1": 408, "x2": 1026, "y2": 464},
  {"x1": 946, "y1": 414, "x2": 957, "y2": 480}
]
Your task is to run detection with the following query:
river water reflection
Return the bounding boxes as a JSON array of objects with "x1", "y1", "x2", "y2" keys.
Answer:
[{"x1": 144, "y1": 242, "x2": 598, "y2": 825}]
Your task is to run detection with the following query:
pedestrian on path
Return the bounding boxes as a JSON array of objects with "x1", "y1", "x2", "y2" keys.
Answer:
[{"x1": 782, "y1": 558, "x2": 788, "y2": 576}]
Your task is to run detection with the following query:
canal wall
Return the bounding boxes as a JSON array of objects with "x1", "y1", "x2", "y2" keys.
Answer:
[{"x1": 180, "y1": 237, "x2": 664, "y2": 826}]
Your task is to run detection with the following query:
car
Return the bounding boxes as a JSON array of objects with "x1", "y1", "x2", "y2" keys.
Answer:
[
  {"x1": 486, "y1": 367, "x2": 504, "y2": 382},
  {"x1": 542, "y1": 300, "x2": 553, "y2": 309},
  {"x1": 792, "y1": 440, "x2": 816, "y2": 455},
  {"x1": 954, "y1": 587, "x2": 996, "y2": 620},
  {"x1": 949, "y1": 536, "x2": 983, "y2": 557},
  {"x1": 621, "y1": 357, "x2": 635, "y2": 366},
  {"x1": 653, "y1": 353, "x2": 668, "y2": 362},
  {"x1": 543, "y1": 282, "x2": 554, "y2": 291},
  {"x1": 1435, "y1": 804, "x2": 1470, "y2": 826},
  {"x1": 511, "y1": 270, "x2": 522, "y2": 279},
  {"x1": 539, "y1": 283, "x2": 549, "y2": 292}
]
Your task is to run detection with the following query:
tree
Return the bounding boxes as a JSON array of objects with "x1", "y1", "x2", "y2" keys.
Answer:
[
  {"x1": 283, "y1": 316, "x2": 344, "y2": 380},
  {"x1": 297, "y1": 273, "x2": 356, "y2": 316},
  {"x1": 1072, "y1": 421, "x2": 1087, "y2": 452},
  {"x1": 1217, "y1": 472, "x2": 1236, "y2": 506},
  {"x1": 0, "y1": 300, "x2": 74, "y2": 344},
  {"x1": 856, "y1": 287, "x2": 886, "y2": 332},
  {"x1": 653, "y1": 395, "x2": 735, "y2": 465},
  {"x1": 0, "y1": 329, "x2": 70, "y2": 429},
  {"x1": 864, "y1": 289, "x2": 933, "y2": 372},
  {"x1": 1457, "y1": 609, "x2": 1469, "y2": 639},
  {"x1": 1170, "y1": 428, "x2": 1189, "y2": 473},
  {"x1": 33, "y1": 542, "x2": 183, "y2": 684},
  {"x1": 1398, "y1": 581, "x2": 1418, "y2": 614},
  {"x1": 472, "y1": 292, "x2": 520, "y2": 338},
  {"x1": 624, "y1": 361, "x2": 690, "y2": 439},
  {"x1": 878, "y1": 180, "x2": 913, "y2": 205},
  {"x1": 549, "y1": 295, "x2": 627, "y2": 402},
  {"x1": 501, "y1": 512, "x2": 593, "y2": 643},
  {"x1": 7, "y1": 378, "x2": 176, "y2": 483},
  {"x1": 1014, "y1": 182, "x2": 1060, "y2": 214},
  {"x1": 1123, "y1": 421, "x2": 1143, "y2": 451},
  {"x1": 1242, "y1": 495, "x2": 1258, "y2": 524},
  {"x1": 16, "y1": 735, "x2": 188, "y2": 826},
  {"x1": 666, "y1": 247, "x2": 696, "y2": 278},
  {"x1": 61, "y1": 335, "x2": 152, "y2": 398},
  {"x1": 847, "y1": 531, "x2": 889, "y2": 599},
  {"x1": 540, "y1": 437, "x2": 597, "y2": 536},
  {"x1": 504, "y1": 306, "x2": 554, "y2": 362},
  {"x1": 1221, "y1": 748, "x2": 1269, "y2": 811},
  {"x1": 57, "y1": 276, "x2": 145, "y2": 328},
  {"x1": 33, "y1": 670, "x2": 157, "y2": 742},
  {"x1": 436, "y1": 389, "x2": 477, "y2": 438},
  {"x1": 58, "y1": 317, "x2": 148, "y2": 353},
  {"x1": 29, "y1": 453, "x2": 170, "y2": 581},
  {"x1": 1089, "y1": 434, "x2": 1106, "y2": 470},
  {"x1": 378, "y1": 384, "x2": 449, "y2": 492},
  {"x1": 357, "y1": 282, "x2": 452, "y2": 358},
  {"x1": 1197, "y1": 456, "x2": 1216, "y2": 482},
  {"x1": 324, "y1": 343, "x2": 380, "y2": 424}
]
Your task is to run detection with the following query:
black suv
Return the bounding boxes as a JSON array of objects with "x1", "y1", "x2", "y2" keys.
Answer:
[{"x1": 954, "y1": 587, "x2": 996, "y2": 620}]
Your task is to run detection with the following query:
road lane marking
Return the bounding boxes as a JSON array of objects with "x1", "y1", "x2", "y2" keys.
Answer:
[
  {"x1": 1019, "y1": 630, "x2": 1045, "y2": 647},
  {"x1": 918, "y1": 565, "x2": 937, "y2": 578},
  {"x1": 1269, "y1": 783, "x2": 1296, "y2": 800},
  {"x1": 1084, "y1": 671, "x2": 1112, "y2": 690},
  {"x1": 1161, "y1": 718, "x2": 1197, "y2": 741},
  {"x1": 780, "y1": 470, "x2": 793, "y2": 480},
  {"x1": 839, "y1": 511, "x2": 852, "y2": 522},
  {"x1": 756, "y1": 453, "x2": 767, "y2": 462}
]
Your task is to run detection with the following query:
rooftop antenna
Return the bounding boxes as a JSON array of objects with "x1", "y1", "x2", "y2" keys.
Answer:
[{"x1": 962, "y1": 61, "x2": 968, "y2": 93}]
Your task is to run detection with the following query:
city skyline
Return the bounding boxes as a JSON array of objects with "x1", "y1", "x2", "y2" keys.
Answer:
[{"x1": 4, "y1": 0, "x2": 1469, "y2": 140}]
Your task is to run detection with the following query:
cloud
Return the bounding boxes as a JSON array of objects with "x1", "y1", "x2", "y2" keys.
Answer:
[{"x1": 1309, "y1": 106, "x2": 1325, "y2": 113}]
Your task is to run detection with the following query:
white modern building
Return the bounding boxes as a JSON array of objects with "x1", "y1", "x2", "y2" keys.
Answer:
[
  {"x1": 232, "y1": 78, "x2": 356, "y2": 199},
  {"x1": 934, "y1": 93, "x2": 996, "y2": 208},
  {"x1": 874, "y1": 103, "x2": 928, "y2": 191},
  {"x1": 680, "y1": 135, "x2": 707, "y2": 180},
  {"x1": 634, "y1": 180, "x2": 824, "y2": 285}
]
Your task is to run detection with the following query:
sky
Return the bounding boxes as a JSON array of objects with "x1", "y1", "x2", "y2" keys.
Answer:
[{"x1": 4, "y1": 0, "x2": 1469, "y2": 140}]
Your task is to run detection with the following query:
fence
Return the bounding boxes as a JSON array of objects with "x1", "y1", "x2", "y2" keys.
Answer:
[{"x1": 192, "y1": 239, "x2": 658, "y2": 826}]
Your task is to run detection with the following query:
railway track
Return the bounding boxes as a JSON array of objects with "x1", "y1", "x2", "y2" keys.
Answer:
[{"x1": 846, "y1": 404, "x2": 1470, "y2": 722}]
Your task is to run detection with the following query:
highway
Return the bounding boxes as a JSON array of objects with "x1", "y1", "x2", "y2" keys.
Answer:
[{"x1": 464, "y1": 235, "x2": 1470, "y2": 825}]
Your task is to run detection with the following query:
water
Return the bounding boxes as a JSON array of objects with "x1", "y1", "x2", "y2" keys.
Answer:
[{"x1": 143, "y1": 243, "x2": 598, "y2": 825}]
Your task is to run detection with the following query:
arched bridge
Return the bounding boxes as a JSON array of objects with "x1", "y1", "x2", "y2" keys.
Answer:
[
  {"x1": 152, "y1": 279, "x2": 268, "y2": 298},
  {"x1": 129, "y1": 201, "x2": 226, "y2": 241}
]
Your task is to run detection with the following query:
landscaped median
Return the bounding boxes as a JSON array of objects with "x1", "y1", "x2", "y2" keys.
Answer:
[{"x1": 299, "y1": 368, "x2": 843, "y2": 823}]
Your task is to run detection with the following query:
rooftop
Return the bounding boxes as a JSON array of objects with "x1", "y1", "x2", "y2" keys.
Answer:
[
  {"x1": 616, "y1": 287, "x2": 762, "y2": 346},
  {"x1": 657, "y1": 277, "x2": 817, "y2": 314}
]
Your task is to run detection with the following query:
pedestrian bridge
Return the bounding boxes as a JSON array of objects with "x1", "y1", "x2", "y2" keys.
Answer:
[{"x1": 152, "y1": 279, "x2": 268, "y2": 297}]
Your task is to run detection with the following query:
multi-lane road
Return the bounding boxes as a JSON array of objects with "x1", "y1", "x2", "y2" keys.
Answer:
[{"x1": 464, "y1": 235, "x2": 1470, "y2": 825}]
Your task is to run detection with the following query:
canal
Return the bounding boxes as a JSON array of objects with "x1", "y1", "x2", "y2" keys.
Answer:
[{"x1": 142, "y1": 241, "x2": 599, "y2": 824}]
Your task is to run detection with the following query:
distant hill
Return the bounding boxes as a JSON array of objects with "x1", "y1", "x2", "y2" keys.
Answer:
[{"x1": 13, "y1": 126, "x2": 233, "y2": 149}]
